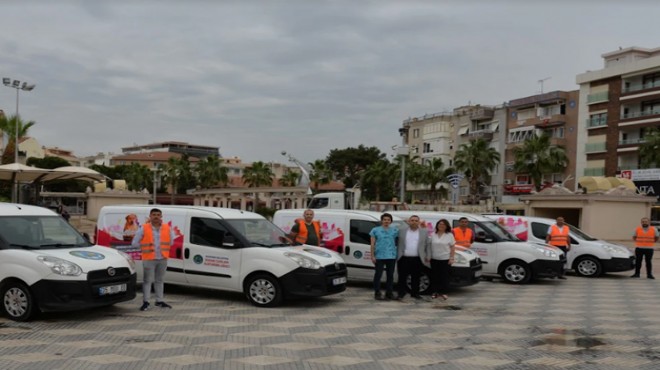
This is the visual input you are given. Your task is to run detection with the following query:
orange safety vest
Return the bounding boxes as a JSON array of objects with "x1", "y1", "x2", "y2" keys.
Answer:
[
  {"x1": 548, "y1": 225, "x2": 569, "y2": 247},
  {"x1": 453, "y1": 227, "x2": 473, "y2": 247},
  {"x1": 295, "y1": 220, "x2": 321, "y2": 245},
  {"x1": 635, "y1": 226, "x2": 656, "y2": 248},
  {"x1": 140, "y1": 223, "x2": 172, "y2": 260}
]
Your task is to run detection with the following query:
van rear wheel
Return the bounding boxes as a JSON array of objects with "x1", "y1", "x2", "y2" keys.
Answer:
[
  {"x1": 2, "y1": 281, "x2": 37, "y2": 322},
  {"x1": 575, "y1": 256, "x2": 602, "y2": 277},
  {"x1": 245, "y1": 274, "x2": 283, "y2": 307},
  {"x1": 406, "y1": 269, "x2": 431, "y2": 295},
  {"x1": 501, "y1": 260, "x2": 531, "y2": 284}
]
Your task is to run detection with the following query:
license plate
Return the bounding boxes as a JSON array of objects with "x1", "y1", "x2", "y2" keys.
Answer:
[
  {"x1": 474, "y1": 270, "x2": 482, "y2": 278},
  {"x1": 333, "y1": 277, "x2": 347, "y2": 285},
  {"x1": 99, "y1": 284, "x2": 127, "y2": 296}
]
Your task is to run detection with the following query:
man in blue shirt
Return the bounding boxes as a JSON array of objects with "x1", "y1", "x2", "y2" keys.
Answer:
[{"x1": 370, "y1": 213, "x2": 399, "y2": 300}]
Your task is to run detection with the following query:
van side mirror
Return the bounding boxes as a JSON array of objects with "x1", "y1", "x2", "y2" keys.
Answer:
[{"x1": 82, "y1": 232, "x2": 92, "y2": 244}]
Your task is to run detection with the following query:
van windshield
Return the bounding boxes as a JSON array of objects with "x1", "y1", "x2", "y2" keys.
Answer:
[
  {"x1": 478, "y1": 221, "x2": 521, "y2": 242},
  {"x1": 568, "y1": 224, "x2": 598, "y2": 241},
  {"x1": 0, "y1": 216, "x2": 89, "y2": 250},
  {"x1": 224, "y1": 219, "x2": 293, "y2": 247}
]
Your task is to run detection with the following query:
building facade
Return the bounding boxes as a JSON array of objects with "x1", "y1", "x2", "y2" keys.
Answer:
[{"x1": 121, "y1": 141, "x2": 220, "y2": 158}]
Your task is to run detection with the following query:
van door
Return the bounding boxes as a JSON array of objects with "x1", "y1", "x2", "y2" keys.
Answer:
[
  {"x1": 340, "y1": 218, "x2": 379, "y2": 280},
  {"x1": 454, "y1": 220, "x2": 498, "y2": 275},
  {"x1": 182, "y1": 216, "x2": 243, "y2": 291}
]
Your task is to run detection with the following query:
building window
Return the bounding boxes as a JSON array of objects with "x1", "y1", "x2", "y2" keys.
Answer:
[
  {"x1": 413, "y1": 129, "x2": 420, "y2": 138},
  {"x1": 508, "y1": 128, "x2": 536, "y2": 143},
  {"x1": 423, "y1": 143, "x2": 431, "y2": 153}
]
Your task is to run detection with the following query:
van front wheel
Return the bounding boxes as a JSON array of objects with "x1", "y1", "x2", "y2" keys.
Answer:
[
  {"x1": 2, "y1": 281, "x2": 37, "y2": 322},
  {"x1": 245, "y1": 274, "x2": 283, "y2": 307},
  {"x1": 501, "y1": 260, "x2": 531, "y2": 284},
  {"x1": 575, "y1": 256, "x2": 602, "y2": 277}
]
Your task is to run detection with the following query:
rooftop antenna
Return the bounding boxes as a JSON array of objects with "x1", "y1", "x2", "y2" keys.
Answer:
[{"x1": 538, "y1": 77, "x2": 551, "y2": 94}]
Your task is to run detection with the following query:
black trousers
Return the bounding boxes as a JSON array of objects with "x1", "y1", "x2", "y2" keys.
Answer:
[
  {"x1": 635, "y1": 247, "x2": 654, "y2": 276},
  {"x1": 430, "y1": 259, "x2": 451, "y2": 295},
  {"x1": 397, "y1": 256, "x2": 422, "y2": 296},
  {"x1": 373, "y1": 259, "x2": 396, "y2": 295}
]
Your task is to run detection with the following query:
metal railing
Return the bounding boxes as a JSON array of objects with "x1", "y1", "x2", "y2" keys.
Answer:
[
  {"x1": 623, "y1": 80, "x2": 660, "y2": 93},
  {"x1": 587, "y1": 91, "x2": 609, "y2": 104},
  {"x1": 619, "y1": 138, "x2": 646, "y2": 145},
  {"x1": 620, "y1": 110, "x2": 660, "y2": 119},
  {"x1": 586, "y1": 116, "x2": 607, "y2": 128},
  {"x1": 583, "y1": 167, "x2": 605, "y2": 176},
  {"x1": 585, "y1": 142, "x2": 606, "y2": 153}
]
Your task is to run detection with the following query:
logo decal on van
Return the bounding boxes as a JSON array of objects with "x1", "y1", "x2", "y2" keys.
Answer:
[
  {"x1": 353, "y1": 251, "x2": 363, "y2": 259},
  {"x1": 69, "y1": 251, "x2": 105, "y2": 260},
  {"x1": 193, "y1": 255, "x2": 204, "y2": 264}
]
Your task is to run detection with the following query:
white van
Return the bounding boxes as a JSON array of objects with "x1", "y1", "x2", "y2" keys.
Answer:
[
  {"x1": 483, "y1": 215, "x2": 635, "y2": 277},
  {"x1": 273, "y1": 209, "x2": 482, "y2": 294},
  {"x1": 390, "y1": 211, "x2": 566, "y2": 284},
  {"x1": 0, "y1": 203, "x2": 137, "y2": 321},
  {"x1": 96, "y1": 205, "x2": 347, "y2": 307}
]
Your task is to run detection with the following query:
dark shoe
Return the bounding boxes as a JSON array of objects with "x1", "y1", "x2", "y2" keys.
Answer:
[
  {"x1": 648, "y1": 275, "x2": 655, "y2": 280},
  {"x1": 631, "y1": 274, "x2": 640, "y2": 278},
  {"x1": 385, "y1": 293, "x2": 394, "y2": 300},
  {"x1": 155, "y1": 301, "x2": 172, "y2": 308},
  {"x1": 139, "y1": 302, "x2": 150, "y2": 311},
  {"x1": 374, "y1": 292, "x2": 385, "y2": 301}
]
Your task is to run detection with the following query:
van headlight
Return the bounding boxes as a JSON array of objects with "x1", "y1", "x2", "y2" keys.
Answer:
[
  {"x1": 601, "y1": 244, "x2": 626, "y2": 255},
  {"x1": 117, "y1": 250, "x2": 136, "y2": 270},
  {"x1": 453, "y1": 253, "x2": 468, "y2": 265},
  {"x1": 284, "y1": 252, "x2": 321, "y2": 269},
  {"x1": 534, "y1": 246, "x2": 558, "y2": 258},
  {"x1": 37, "y1": 256, "x2": 83, "y2": 276}
]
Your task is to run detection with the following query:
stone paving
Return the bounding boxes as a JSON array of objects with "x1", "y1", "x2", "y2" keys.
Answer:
[{"x1": 2, "y1": 270, "x2": 660, "y2": 369}]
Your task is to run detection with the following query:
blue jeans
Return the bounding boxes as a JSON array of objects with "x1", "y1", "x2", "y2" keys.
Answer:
[{"x1": 373, "y1": 259, "x2": 396, "y2": 295}]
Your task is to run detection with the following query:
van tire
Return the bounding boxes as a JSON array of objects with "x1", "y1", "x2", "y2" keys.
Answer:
[
  {"x1": 574, "y1": 256, "x2": 602, "y2": 277},
  {"x1": 1, "y1": 281, "x2": 37, "y2": 322},
  {"x1": 406, "y1": 269, "x2": 431, "y2": 295},
  {"x1": 500, "y1": 260, "x2": 531, "y2": 284},
  {"x1": 245, "y1": 274, "x2": 283, "y2": 307}
]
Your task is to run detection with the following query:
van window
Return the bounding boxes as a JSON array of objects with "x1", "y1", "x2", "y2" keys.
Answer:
[
  {"x1": 531, "y1": 222, "x2": 549, "y2": 240},
  {"x1": 308, "y1": 197, "x2": 328, "y2": 209},
  {"x1": 350, "y1": 220, "x2": 379, "y2": 244},
  {"x1": 190, "y1": 217, "x2": 235, "y2": 248},
  {"x1": 0, "y1": 216, "x2": 86, "y2": 249}
]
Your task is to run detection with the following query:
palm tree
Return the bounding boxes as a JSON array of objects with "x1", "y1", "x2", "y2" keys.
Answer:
[
  {"x1": 361, "y1": 159, "x2": 397, "y2": 201},
  {"x1": 408, "y1": 157, "x2": 452, "y2": 204},
  {"x1": 162, "y1": 156, "x2": 186, "y2": 205},
  {"x1": 454, "y1": 138, "x2": 501, "y2": 204},
  {"x1": 0, "y1": 114, "x2": 36, "y2": 164},
  {"x1": 640, "y1": 126, "x2": 660, "y2": 169},
  {"x1": 513, "y1": 134, "x2": 568, "y2": 191},
  {"x1": 309, "y1": 159, "x2": 331, "y2": 193},
  {"x1": 279, "y1": 169, "x2": 301, "y2": 187},
  {"x1": 124, "y1": 163, "x2": 153, "y2": 191},
  {"x1": 242, "y1": 161, "x2": 274, "y2": 210},
  {"x1": 196, "y1": 155, "x2": 229, "y2": 188}
]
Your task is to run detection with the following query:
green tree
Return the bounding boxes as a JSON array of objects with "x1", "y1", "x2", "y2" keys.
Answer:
[
  {"x1": 408, "y1": 157, "x2": 452, "y2": 204},
  {"x1": 325, "y1": 145, "x2": 385, "y2": 188},
  {"x1": 513, "y1": 134, "x2": 568, "y2": 191},
  {"x1": 640, "y1": 126, "x2": 660, "y2": 169},
  {"x1": 196, "y1": 155, "x2": 229, "y2": 189},
  {"x1": 361, "y1": 159, "x2": 397, "y2": 201},
  {"x1": 309, "y1": 159, "x2": 331, "y2": 193},
  {"x1": 0, "y1": 114, "x2": 36, "y2": 164},
  {"x1": 26, "y1": 156, "x2": 70, "y2": 169},
  {"x1": 162, "y1": 156, "x2": 187, "y2": 204},
  {"x1": 279, "y1": 169, "x2": 300, "y2": 187},
  {"x1": 89, "y1": 164, "x2": 122, "y2": 180},
  {"x1": 123, "y1": 162, "x2": 153, "y2": 191},
  {"x1": 242, "y1": 161, "x2": 274, "y2": 211},
  {"x1": 454, "y1": 138, "x2": 501, "y2": 203}
]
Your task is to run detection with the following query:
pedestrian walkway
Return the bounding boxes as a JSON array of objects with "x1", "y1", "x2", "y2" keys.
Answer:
[{"x1": 1, "y1": 272, "x2": 660, "y2": 369}]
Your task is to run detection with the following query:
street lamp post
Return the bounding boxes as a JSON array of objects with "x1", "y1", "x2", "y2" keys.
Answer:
[
  {"x1": 2, "y1": 78, "x2": 36, "y2": 203},
  {"x1": 397, "y1": 127, "x2": 409, "y2": 202}
]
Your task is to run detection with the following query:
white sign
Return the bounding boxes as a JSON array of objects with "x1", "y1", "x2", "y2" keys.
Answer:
[{"x1": 620, "y1": 169, "x2": 660, "y2": 181}]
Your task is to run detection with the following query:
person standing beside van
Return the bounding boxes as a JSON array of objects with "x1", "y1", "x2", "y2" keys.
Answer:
[
  {"x1": 546, "y1": 217, "x2": 569, "y2": 280},
  {"x1": 427, "y1": 219, "x2": 456, "y2": 300},
  {"x1": 370, "y1": 213, "x2": 399, "y2": 300},
  {"x1": 396, "y1": 215, "x2": 429, "y2": 300},
  {"x1": 631, "y1": 217, "x2": 659, "y2": 279},
  {"x1": 132, "y1": 208, "x2": 175, "y2": 311},
  {"x1": 289, "y1": 209, "x2": 321, "y2": 246},
  {"x1": 453, "y1": 217, "x2": 474, "y2": 248}
]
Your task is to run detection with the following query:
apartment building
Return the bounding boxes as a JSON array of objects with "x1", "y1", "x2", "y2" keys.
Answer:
[
  {"x1": 503, "y1": 90, "x2": 579, "y2": 201},
  {"x1": 121, "y1": 141, "x2": 219, "y2": 158}
]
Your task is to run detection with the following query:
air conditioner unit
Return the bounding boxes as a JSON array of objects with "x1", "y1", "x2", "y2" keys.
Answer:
[{"x1": 503, "y1": 179, "x2": 512, "y2": 185}]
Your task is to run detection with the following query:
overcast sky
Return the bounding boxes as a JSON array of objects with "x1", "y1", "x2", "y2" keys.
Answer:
[{"x1": 1, "y1": 1, "x2": 658, "y2": 165}]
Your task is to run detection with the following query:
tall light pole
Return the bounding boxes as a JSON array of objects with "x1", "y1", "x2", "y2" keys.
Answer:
[
  {"x1": 397, "y1": 127, "x2": 409, "y2": 202},
  {"x1": 2, "y1": 78, "x2": 36, "y2": 203}
]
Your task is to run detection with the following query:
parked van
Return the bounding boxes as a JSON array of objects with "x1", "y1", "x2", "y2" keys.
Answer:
[
  {"x1": 96, "y1": 205, "x2": 347, "y2": 307},
  {"x1": 273, "y1": 209, "x2": 482, "y2": 293},
  {"x1": 0, "y1": 204, "x2": 137, "y2": 321},
  {"x1": 483, "y1": 215, "x2": 635, "y2": 277},
  {"x1": 390, "y1": 211, "x2": 565, "y2": 284}
]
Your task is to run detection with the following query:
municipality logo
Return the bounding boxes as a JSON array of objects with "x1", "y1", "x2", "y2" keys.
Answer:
[{"x1": 193, "y1": 255, "x2": 204, "y2": 264}]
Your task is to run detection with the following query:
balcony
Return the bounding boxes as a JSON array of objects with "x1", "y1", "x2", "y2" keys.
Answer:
[
  {"x1": 584, "y1": 167, "x2": 605, "y2": 176},
  {"x1": 619, "y1": 138, "x2": 646, "y2": 146},
  {"x1": 620, "y1": 109, "x2": 660, "y2": 120},
  {"x1": 586, "y1": 116, "x2": 607, "y2": 128},
  {"x1": 587, "y1": 91, "x2": 609, "y2": 105},
  {"x1": 617, "y1": 164, "x2": 640, "y2": 171},
  {"x1": 528, "y1": 114, "x2": 566, "y2": 128},
  {"x1": 585, "y1": 142, "x2": 606, "y2": 153},
  {"x1": 622, "y1": 80, "x2": 660, "y2": 94},
  {"x1": 469, "y1": 108, "x2": 494, "y2": 120},
  {"x1": 465, "y1": 129, "x2": 494, "y2": 141}
]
